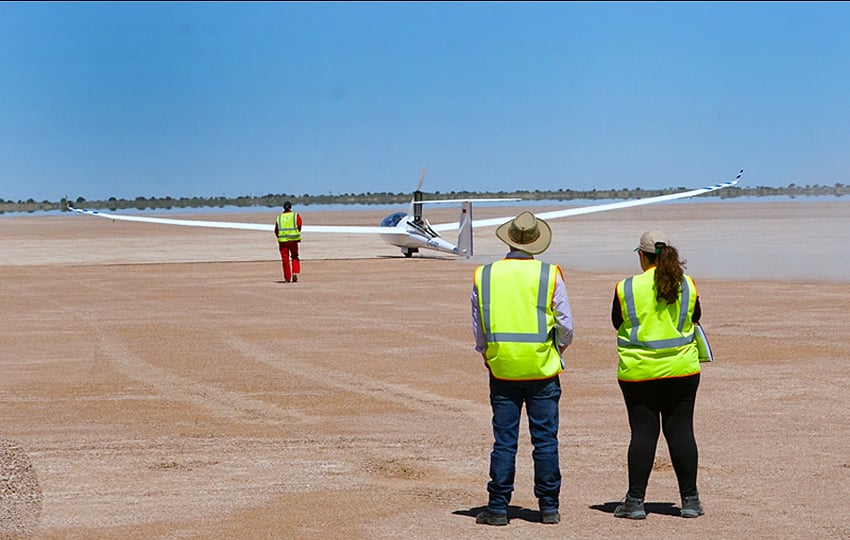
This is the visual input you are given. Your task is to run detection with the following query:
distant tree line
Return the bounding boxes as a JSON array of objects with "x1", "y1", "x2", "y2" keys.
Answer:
[{"x1": 1, "y1": 182, "x2": 849, "y2": 215}]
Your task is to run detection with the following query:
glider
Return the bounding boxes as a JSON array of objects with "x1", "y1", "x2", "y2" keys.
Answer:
[{"x1": 68, "y1": 170, "x2": 742, "y2": 258}]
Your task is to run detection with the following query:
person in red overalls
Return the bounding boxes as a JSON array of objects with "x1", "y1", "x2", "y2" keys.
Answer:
[{"x1": 274, "y1": 201, "x2": 302, "y2": 283}]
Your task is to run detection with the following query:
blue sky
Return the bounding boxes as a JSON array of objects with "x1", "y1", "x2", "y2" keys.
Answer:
[{"x1": 2, "y1": 1, "x2": 849, "y2": 202}]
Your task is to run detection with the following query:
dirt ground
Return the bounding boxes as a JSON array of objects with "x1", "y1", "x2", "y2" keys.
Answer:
[{"x1": 1, "y1": 201, "x2": 849, "y2": 539}]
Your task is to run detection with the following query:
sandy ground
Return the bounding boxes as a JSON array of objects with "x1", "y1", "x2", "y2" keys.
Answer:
[{"x1": 1, "y1": 200, "x2": 849, "y2": 539}]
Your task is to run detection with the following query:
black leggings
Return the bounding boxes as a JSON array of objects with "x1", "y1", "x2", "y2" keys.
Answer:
[{"x1": 618, "y1": 374, "x2": 700, "y2": 500}]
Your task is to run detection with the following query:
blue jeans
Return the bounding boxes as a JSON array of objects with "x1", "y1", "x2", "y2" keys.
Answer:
[{"x1": 486, "y1": 374, "x2": 561, "y2": 514}]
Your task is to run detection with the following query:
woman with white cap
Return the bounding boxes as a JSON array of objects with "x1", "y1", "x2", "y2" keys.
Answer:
[{"x1": 611, "y1": 229, "x2": 705, "y2": 520}]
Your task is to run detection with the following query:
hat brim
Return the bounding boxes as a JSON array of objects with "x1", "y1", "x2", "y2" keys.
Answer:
[{"x1": 495, "y1": 216, "x2": 552, "y2": 255}]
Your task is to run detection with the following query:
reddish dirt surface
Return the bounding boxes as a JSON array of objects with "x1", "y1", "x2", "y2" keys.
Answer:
[{"x1": 1, "y1": 201, "x2": 849, "y2": 539}]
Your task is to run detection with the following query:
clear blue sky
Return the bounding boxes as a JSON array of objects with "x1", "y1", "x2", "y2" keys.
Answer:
[{"x1": 2, "y1": 1, "x2": 849, "y2": 202}]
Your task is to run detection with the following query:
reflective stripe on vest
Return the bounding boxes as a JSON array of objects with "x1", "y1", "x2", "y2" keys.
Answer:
[
  {"x1": 478, "y1": 262, "x2": 552, "y2": 343},
  {"x1": 618, "y1": 274, "x2": 694, "y2": 349},
  {"x1": 276, "y1": 212, "x2": 301, "y2": 242},
  {"x1": 474, "y1": 259, "x2": 562, "y2": 381}
]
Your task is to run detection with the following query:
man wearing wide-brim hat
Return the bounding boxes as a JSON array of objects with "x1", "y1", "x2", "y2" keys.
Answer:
[{"x1": 470, "y1": 211, "x2": 575, "y2": 526}]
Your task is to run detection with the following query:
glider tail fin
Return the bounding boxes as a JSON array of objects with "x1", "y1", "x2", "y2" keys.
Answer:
[{"x1": 457, "y1": 201, "x2": 473, "y2": 258}]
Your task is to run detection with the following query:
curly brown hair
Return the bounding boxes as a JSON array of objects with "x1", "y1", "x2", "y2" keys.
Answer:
[{"x1": 642, "y1": 244, "x2": 686, "y2": 304}]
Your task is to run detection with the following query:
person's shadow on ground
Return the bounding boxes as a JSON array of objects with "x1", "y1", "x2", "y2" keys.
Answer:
[
  {"x1": 452, "y1": 505, "x2": 550, "y2": 524},
  {"x1": 590, "y1": 501, "x2": 680, "y2": 517}
]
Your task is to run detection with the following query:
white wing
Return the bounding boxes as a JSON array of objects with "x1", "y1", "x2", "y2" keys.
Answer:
[
  {"x1": 430, "y1": 172, "x2": 742, "y2": 231},
  {"x1": 68, "y1": 171, "x2": 741, "y2": 234},
  {"x1": 67, "y1": 207, "x2": 391, "y2": 234},
  {"x1": 302, "y1": 225, "x2": 391, "y2": 234}
]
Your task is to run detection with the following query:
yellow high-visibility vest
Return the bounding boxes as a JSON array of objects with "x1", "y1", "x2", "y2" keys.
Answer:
[
  {"x1": 616, "y1": 267, "x2": 700, "y2": 381},
  {"x1": 276, "y1": 212, "x2": 301, "y2": 242},
  {"x1": 474, "y1": 258, "x2": 563, "y2": 381}
]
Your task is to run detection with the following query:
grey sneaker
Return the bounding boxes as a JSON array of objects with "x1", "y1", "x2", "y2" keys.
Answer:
[
  {"x1": 681, "y1": 495, "x2": 704, "y2": 518},
  {"x1": 613, "y1": 495, "x2": 646, "y2": 519},
  {"x1": 475, "y1": 509, "x2": 508, "y2": 526},
  {"x1": 541, "y1": 509, "x2": 560, "y2": 524}
]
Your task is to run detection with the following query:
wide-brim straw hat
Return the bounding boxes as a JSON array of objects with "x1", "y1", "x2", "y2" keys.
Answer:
[{"x1": 495, "y1": 211, "x2": 552, "y2": 255}]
